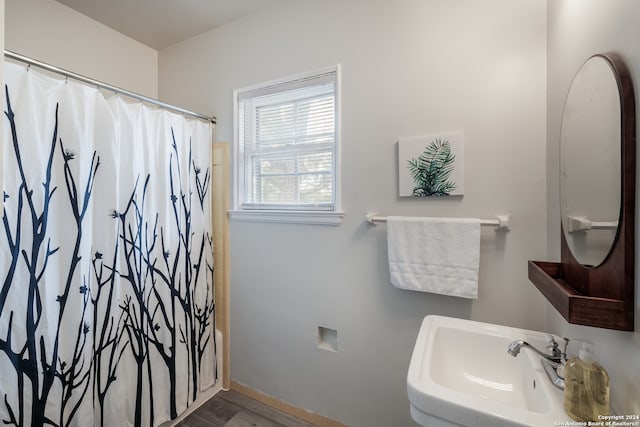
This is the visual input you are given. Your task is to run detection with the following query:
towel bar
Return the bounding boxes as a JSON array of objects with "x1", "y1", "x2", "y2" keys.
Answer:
[
  {"x1": 365, "y1": 213, "x2": 510, "y2": 230},
  {"x1": 566, "y1": 215, "x2": 617, "y2": 233}
]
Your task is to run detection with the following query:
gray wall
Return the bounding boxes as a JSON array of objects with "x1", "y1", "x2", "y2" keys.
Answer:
[
  {"x1": 547, "y1": 0, "x2": 640, "y2": 414},
  {"x1": 5, "y1": 0, "x2": 640, "y2": 423},
  {"x1": 5, "y1": 0, "x2": 158, "y2": 98},
  {"x1": 160, "y1": 1, "x2": 548, "y2": 425}
]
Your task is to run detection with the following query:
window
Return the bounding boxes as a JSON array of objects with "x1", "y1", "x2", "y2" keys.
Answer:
[{"x1": 231, "y1": 66, "x2": 343, "y2": 225}]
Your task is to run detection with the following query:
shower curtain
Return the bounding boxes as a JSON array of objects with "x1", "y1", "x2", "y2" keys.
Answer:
[{"x1": 0, "y1": 61, "x2": 216, "y2": 426}]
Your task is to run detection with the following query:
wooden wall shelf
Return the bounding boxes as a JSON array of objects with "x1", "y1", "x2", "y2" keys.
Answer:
[{"x1": 528, "y1": 261, "x2": 632, "y2": 331}]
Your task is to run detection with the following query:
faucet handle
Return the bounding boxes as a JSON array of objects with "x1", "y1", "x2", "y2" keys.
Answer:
[
  {"x1": 546, "y1": 335, "x2": 563, "y2": 357},
  {"x1": 560, "y1": 337, "x2": 570, "y2": 359},
  {"x1": 549, "y1": 336, "x2": 571, "y2": 359}
]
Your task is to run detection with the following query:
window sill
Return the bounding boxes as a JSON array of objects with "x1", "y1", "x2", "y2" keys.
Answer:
[{"x1": 228, "y1": 210, "x2": 344, "y2": 226}]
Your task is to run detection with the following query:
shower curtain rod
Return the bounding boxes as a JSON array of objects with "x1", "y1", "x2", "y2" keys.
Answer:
[{"x1": 4, "y1": 50, "x2": 216, "y2": 125}]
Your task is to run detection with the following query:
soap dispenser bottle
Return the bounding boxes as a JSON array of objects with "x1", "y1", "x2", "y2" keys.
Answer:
[{"x1": 563, "y1": 342, "x2": 610, "y2": 421}]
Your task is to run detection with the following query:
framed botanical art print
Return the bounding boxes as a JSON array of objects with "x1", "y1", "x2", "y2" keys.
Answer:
[{"x1": 398, "y1": 132, "x2": 464, "y2": 197}]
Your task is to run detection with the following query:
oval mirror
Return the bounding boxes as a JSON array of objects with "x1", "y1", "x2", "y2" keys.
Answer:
[
  {"x1": 560, "y1": 55, "x2": 621, "y2": 267},
  {"x1": 529, "y1": 52, "x2": 634, "y2": 331}
]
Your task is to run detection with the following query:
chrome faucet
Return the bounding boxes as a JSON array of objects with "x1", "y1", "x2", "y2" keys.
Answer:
[{"x1": 507, "y1": 335, "x2": 568, "y2": 390}]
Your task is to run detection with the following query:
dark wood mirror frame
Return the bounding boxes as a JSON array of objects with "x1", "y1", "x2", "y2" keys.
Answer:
[{"x1": 529, "y1": 52, "x2": 635, "y2": 331}]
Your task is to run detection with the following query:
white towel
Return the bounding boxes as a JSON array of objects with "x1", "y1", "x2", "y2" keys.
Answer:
[{"x1": 387, "y1": 216, "x2": 481, "y2": 298}]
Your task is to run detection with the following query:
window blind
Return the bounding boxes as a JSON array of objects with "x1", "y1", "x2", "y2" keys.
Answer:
[{"x1": 238, "y1": 71, "x2": 337, "y2": 210}]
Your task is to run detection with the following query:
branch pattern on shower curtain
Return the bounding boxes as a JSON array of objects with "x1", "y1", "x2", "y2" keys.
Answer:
[{"x1": 0, "y1": 61, "x2": 216, "y2": 427}]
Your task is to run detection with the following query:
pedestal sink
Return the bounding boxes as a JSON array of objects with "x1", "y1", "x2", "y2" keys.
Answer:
[{"x1": 407, "y1": 316, "x2": 569, "y2": 427}]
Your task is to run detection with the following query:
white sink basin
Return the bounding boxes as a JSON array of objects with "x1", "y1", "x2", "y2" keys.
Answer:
[{"x1": 407, "y1": 315, "x2": 569, "y2": 427}]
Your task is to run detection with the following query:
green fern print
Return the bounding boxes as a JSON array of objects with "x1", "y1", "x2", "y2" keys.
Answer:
[{"x1": 407, "y1": 138, "x2": 457, "y2": 196}]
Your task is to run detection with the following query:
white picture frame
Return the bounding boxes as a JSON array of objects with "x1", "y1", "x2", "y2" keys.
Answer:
[{"x1": 398, "y1": 132, "x2": 464, "y2": 197}]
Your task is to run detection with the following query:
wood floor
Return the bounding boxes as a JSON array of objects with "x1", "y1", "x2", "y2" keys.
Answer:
[{"x1": 176, "y1": 390, "x2": 317, "y2": 427}]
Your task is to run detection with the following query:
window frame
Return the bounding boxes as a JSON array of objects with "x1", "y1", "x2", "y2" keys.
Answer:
[{"x1": 230, "y1": 65, "x2": 343, "y2": 225}]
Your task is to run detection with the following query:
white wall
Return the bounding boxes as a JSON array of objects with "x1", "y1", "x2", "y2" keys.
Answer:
[
  {"x1": 5, "y1": 0, "x2": 157, "y2": 98},
  {"x1": 159, "y1": 0, "x2": 546, "y2": 427},
  {"x1": 159, "y1": 1, "x2": 547, "y2": 425},
  {"x1": 6, "y1": 0, "x2": 638, "y2": 421},
  {"x1": 547, "y1": 0, "x2": 640, "y2": 414}
]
